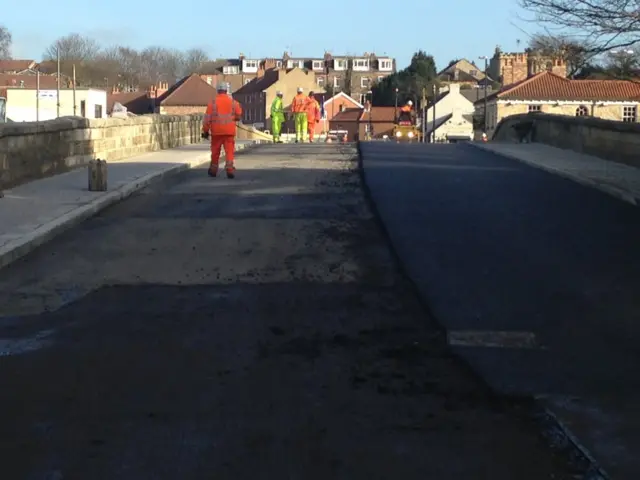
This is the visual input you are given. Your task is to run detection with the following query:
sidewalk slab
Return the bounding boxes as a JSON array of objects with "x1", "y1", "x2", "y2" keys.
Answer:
[
  {"x1": 470, "y1": 142, "x2": 640, "y2": 207},
  {"x1": 0, "y1": 140, "x2": 258, "y2": 270}
]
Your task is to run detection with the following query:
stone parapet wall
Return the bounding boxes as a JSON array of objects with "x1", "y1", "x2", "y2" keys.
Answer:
[
  {"x1": 492, "y1": 113, "x2": 640, "y2": 168},
  {"x1": 0, "y1": 114, "x2": 205, "y2": 188}
]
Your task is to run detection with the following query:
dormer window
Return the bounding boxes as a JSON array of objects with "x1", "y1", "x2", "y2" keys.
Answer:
[
  {"x1": 312, "y1": 60, "x2": 324, "y2": 70},
  {"x1": 353, "y1": 59, "x2": 369, "y2": 71},
  {"x1": 378, "y1": 59, "x2": 392, "y2": 70},
  {"x1": 223, "y1": 65, "x2": 239, "y2": 74},
  {"x1": 244, "y1": 60, "x2": 258, "y2": 69},
  {"x1": 334, "y1": 59, "x2": 346, "y2": 70}
]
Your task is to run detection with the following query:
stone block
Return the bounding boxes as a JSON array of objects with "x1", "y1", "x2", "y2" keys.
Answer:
[{"x1": 88, "y1": 159, "x2": 108, "y2": 191}]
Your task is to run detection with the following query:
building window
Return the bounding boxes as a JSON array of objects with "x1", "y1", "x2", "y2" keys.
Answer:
[
  {"x1": 528, "y1": 105, "x2": 541, "y2": 113},
  {"x1": 223, "y1": 65, "x2": 239, "y2": 74},
  {"x1": 244, "y1": 60, "x2": 258, "y2": 69},
  {"x1": 379, "y1": 60, "x2": 392, "y2": 70},
  {"x1": 335, "y1": 59, "x2": 346, "y2": 69},
  {"x1": 333, "y1": 76, "x2": 340, "y2": 87},
  {"x1": 470, "y1": 69, "x2": 477, "y2": 76},
  {"x1": 576, "y1": 105, "x2": 589, "y2": 116},
  {"x1": 94, "y1": 104, "x2": 103, "y2": 118},
  {"x1": 622, "y1": 105, "x2": 637, "y2": 122},
  {"x1": 360, "y1": 77, "x2": 370, "y2": 88},
  {"x1": 339, "y1": 104, "x2": 345, "y2": 112},
  {"x1": 276, "y1": 60, "x2": 282, "y2": 68},
  {"x1": 377, "y1": 76, "x2": 384, "y2": 83},
  {"x1": 353, "y1": 59, "x2": 369, "y2": 69},
  {"x1": 312, "y1": 60, "x2": 324, "y2": 70},
  {"x1": 359, "y1": 93, "x2": 368, "y2": 104},
  {"x1": 316, "y1": 76, "x2": 325, "y2": 86},
  {"x1": 80, "y1": 100, "x2": 86, "y2": 117}
]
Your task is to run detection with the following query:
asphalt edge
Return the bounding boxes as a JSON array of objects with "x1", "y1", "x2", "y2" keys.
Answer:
[
  {"x1": 355, "y1": 141, "x2": 501, "y2": 399},
  {"x1": 469, "y1": 142, "x2": 638, "y2": 207},
  {"x1": 0, "y1": 141, "x2": 261, "y2": 271},
  {"x1": 355, "y1": 141, "x2": 610, "y2": 479}
]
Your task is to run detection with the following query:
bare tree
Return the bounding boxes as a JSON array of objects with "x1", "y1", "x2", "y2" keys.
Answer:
[
  {"x1": 98, "y1": 46, "x2": 141, "y2": 90},
  {"x1": 139, "y1": 46, "x2": 185, "y2": 85},
  {"x1": 528, "y1": 33, "x2": 592, "y2": 76},
  {"x1": 519, "y1": 0, "x2": 640, "y2": 54},
  {"x1": 0, "y1": 25, "x2": 11, "y2": 59},
  {"x1": 43, "y1": 33, "x2": 101, "y2": 62},
  {"x1": 604, "y1": 47, "x2": 640, "y2": 78},
  {"x1": 182, "y1": 47, "x2": 209, "y2": 76}
]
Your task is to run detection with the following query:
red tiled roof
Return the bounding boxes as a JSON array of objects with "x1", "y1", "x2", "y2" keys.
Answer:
[
  {"x1": 108, "y1": 91, "x2": 152, "y2": 114},
  {"x1": 330, "y1": 107, "x2": 363, "y2": 122},
  {"x1": 492, "y1": 71, "x2": 640, "y2": 101},
  {"x1": 0, "y1": 73, "x2": 62, "y2": 89},
  {"x1": 0, "y1": 60, "x2": 36, "y2": 73},
  {"x1": 360, "y1": 106, "x2": 396, "y2": 122},
  {"x1": 157, "y1": 74, "x2": 217, "y2": 106}
]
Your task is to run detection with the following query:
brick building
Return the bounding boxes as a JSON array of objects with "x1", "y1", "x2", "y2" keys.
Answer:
[
  {"x1": 232, "y1": 67, "x2": 321, "y2": 132},
  {"x1": 488, "y1": 47, "x2": 567, "y2": 86},
  {"x1": 313, "y1": 91, "x2": 363, "y2": 136},
  {"x1": 328, "y1": 105, "x2": 397, "y2": 141},
  {"x1": 197, "y1": 52, "x2": 396, "y2": 103},
  {"x1": 478, "y1": 71, "x2": 640, "y2": 137}
]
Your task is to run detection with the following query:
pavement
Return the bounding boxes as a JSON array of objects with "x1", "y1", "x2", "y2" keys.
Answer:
[
  {"x1": 0, "y1": 140, "x2": 256, "y2": 270},
  {"x1": 472, "y1": 142, "x2": 640, "y2": 207},
  {"x1": 359, "y1": 141, "x2": 640, "y2": 480},
  {"x1": 0, "y1": 143, "x2": 586, "y2": 478}
]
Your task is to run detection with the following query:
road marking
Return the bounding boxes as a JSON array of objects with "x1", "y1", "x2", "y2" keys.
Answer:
[{"x1": 447, "y1": 330, "x2": 538, "y2": 348}]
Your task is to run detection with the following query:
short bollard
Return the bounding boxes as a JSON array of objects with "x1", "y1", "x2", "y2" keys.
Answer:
[{"x1": 88, "y1": 158, "x2": 108, "y2": 191}]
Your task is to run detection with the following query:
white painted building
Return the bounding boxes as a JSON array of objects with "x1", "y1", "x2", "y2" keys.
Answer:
[
  {"x1": 4, "y1": 87, "x2": 107, "y2": 122},
  {"x1": 424, "y1": 83, "x2": 475, "y2": 142}
]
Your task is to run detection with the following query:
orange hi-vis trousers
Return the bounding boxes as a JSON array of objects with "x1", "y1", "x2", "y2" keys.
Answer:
[
  {"x1": 307, "y1": 121, "x2": 316, "y2": 142},
  {"x1": 210, "y1": 135, "x2": 236, "y2": 173}
]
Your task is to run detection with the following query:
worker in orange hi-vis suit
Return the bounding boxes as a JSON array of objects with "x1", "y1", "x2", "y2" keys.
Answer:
[
  {"x1": 291, "y1": 87, "x2": 308, "y2": 143},
  {"x1": 305, "y1": 91, "x2": 321, "y2": 143},
  {"x1": 201, "y1": 82, "x2": 243, "y2": 179}
]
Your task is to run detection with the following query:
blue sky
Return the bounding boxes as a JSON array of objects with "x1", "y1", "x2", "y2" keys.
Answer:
[{"x1": 5, "y1": 0, "x2": 538, "y2": 71}]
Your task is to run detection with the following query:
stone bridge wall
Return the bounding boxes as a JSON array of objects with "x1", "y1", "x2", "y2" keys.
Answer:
[
  {"x1": 0, "y1": 114, "x2": 271, "y2": 189},
  {"x1": 492, "y1": 113, "x2": 640, "y2": 168}
]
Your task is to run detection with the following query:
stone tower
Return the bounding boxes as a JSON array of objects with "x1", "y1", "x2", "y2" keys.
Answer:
[{"x1": 489, "y1": 46, "x2": 567, "y2": 87}]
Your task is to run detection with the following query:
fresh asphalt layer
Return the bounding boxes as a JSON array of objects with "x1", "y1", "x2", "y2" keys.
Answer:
[
  {"x1": 0, "y1": 143, "x2": 584, "y2": 479},
  {"x1": 359, "y1": 141, "x2": 640, "y2": 478}
]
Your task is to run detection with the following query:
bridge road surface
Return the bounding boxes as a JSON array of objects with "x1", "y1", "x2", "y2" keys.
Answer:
[
  {"x1": 360, "y1": 141, "x2": 640, "y2": 479},
  {"x1": 0, "y1": 143, "x2": 582, "y2": 479}
]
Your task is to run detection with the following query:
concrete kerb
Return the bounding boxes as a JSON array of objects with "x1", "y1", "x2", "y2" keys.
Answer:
[
  {"x1": 0, "y1": 141, "x2": 260, "y2": 271},
  {"x1": 469, "y1": 142, "x2": 638, "y2": 207},
  {"x1": 355, "y1": 140, "x2": 610, "y2": 479}
]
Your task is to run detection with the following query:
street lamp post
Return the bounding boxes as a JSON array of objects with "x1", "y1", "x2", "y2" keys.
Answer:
[
  {"x1": 479, "y1": 55, "x2": 489, "y2": 136},
  {"x1": 367, "y1": 90, "x2": 373, "y2": 139}
]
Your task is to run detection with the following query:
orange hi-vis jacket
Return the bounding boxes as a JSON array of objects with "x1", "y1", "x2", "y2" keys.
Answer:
[
  {"x1": 203, "y1": 93, "x2": 243, "y2": 136},
  {"x1": 291, "y1": 93, "x2": 307, "y2": 113},
  {"x1": 305, "y1": 97, "x2": 320, "y2": 123},
  {"x1": 400, "y1": 105, "x2": 412, "y2": 113}
]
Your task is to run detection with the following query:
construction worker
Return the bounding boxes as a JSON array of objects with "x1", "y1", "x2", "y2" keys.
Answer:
[
  {"x1": 291, "y1": 87, "x2": 308, "y2": 143},
  {"x1": 305, "y1": 91, "x2": 321, "y2": 142},
  {"x1": 398, "y1": 100, "x2": 415, "y2": 123},
  {"x1": 201, "y1": 82, "x2": 243, "y2": 179},
  {"x1": 400, "y1": 100, "x2": 413, "y2": 113},
  {"x1": 270, "y1": 91, "x2": 285, "y2": 143}
]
